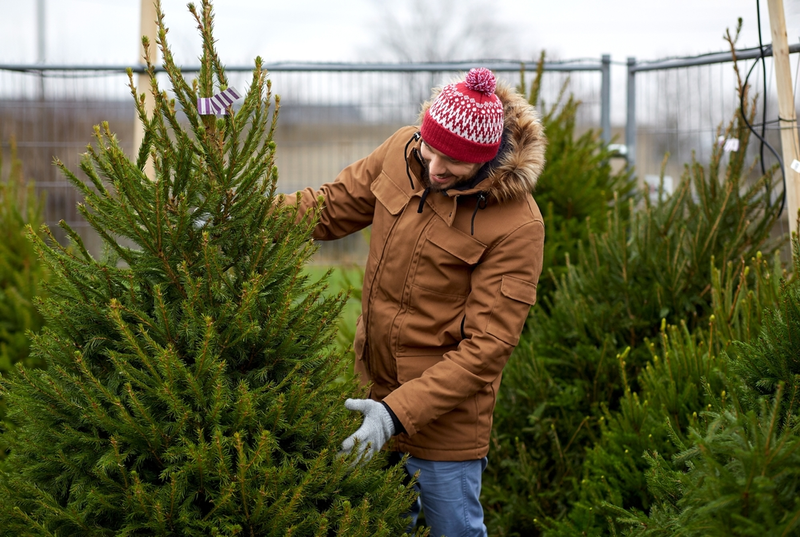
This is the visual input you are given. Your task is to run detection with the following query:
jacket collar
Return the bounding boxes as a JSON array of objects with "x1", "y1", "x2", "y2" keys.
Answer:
[
  {"x1": 442, "y1": 131, "x2": 511, "y2": 198},
  {"x1": 403, "y1": 140, "x2": 491, "y2": 232}
]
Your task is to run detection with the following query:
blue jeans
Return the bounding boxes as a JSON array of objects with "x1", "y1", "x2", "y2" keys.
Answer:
[{"x1": 403, "y1": 455, "x2": 488, "y2": 537}]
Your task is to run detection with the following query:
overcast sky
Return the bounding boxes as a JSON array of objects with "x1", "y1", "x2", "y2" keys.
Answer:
[{"x1": 2, "y1": 0, "x2": 800, "y2": 66}]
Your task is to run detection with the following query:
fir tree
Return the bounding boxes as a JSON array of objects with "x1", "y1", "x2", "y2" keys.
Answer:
[
  {"x1": 0, "y1": 2, "x2": 417, "y2": 535},
  {"x1": 615, "y1": 236, "x2": 800, "y2": 535},
  {"x1": 0, "y1": 137, "x2": 49, "y2": 427},
  {"x1": 727, "y1": 238, "x2": 800, "y2": 413},
  {"x1": 483, "y1": 23, "x2": 785, "y2": 535},
  {"x1": 519, "y1": 52, "x2": 638, "y2": 303},
  {"x1": 546, "y1": 249, "x2": 789, "y2": 535}
]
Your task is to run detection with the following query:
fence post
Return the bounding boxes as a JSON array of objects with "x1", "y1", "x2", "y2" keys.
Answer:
[
  {"x1": 135, "y1": 0, "x2": 157, "y2": 180},
  {"x1": 601, "y1": 54, "x2": 611, "y2": 145},
  {"x1": 626, "y1": 56, "x2": 636, "y2": 170},
  {"x1": 767, "y1": 0, "x2": 800, "y2": 236}
]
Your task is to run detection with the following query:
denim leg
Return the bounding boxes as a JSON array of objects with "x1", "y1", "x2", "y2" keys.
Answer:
[{"x1": 405, "y1": 456, "x2": 488, "y2": 537}]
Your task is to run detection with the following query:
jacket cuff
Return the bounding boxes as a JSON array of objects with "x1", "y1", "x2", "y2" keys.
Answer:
[{"x1": 380, "y1": 401, "x2": 406, "y2": 436}]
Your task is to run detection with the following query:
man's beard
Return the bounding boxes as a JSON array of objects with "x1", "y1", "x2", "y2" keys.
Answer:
[{"x1": 421, "y1": 163, "x2": 478, "y2": 193}]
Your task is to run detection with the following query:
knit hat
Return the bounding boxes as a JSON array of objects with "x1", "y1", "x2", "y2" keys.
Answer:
[{"x1": 420, "y1": 68, "x2": 504, "y2": 164}]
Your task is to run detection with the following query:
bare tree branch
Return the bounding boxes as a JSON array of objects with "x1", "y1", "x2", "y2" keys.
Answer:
[{"x1": 364, "y1": 0, "x2": 522, "y2": 62}]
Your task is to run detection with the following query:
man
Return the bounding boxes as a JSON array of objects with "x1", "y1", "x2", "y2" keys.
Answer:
[{"x1": 283, "y1": 68, "x2": 545, "y2": 536}]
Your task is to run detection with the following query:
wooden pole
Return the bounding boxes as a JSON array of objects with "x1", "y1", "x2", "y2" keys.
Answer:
[
  {"x1": 134, "y1": 0, "x2": 158, "y2": 180},
  {"x1": 767, "y1": 0, "x2": 800, "y2": 236}
]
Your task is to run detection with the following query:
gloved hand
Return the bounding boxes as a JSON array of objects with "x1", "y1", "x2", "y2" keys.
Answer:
[{"x1": 340, "y1": 398, "x2": 395, "y2": 462}]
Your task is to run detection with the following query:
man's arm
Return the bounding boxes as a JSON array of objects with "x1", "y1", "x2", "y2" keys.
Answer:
[
  {"x1": 382, "y1": 219, "x2": 545, "y2": 435},
  {"x1": 278, "y1": 133, "x2": 400, "y2": 241}
]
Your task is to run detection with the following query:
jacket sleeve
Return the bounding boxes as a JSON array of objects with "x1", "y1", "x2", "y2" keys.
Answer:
[
  {"x1": 278, "y1": 133, "x2": 399, "y2": 241},
  {"x1": 382, "y1": 217, "x2": 545, "y2": 436}
]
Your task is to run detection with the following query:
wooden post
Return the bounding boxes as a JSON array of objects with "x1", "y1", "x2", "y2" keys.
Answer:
[
  {"x1": 767, "y1": 0, "x2": 800, "y2": 236},
  {"x1": 134, "y1": 0, "x2": 158, "y2": 180}
]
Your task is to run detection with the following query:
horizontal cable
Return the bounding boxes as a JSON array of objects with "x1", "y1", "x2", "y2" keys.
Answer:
[
  {"x1": 0, "y1": 59, "x2": 605, "y2": 75},
  {"x1": 631, "y1": 43, "x2": 800, "y2": 72}
]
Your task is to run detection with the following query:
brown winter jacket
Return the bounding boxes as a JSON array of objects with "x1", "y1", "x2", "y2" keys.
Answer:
[{"x1": 284, "y1": 82, "x2": 546, "y2": 461}]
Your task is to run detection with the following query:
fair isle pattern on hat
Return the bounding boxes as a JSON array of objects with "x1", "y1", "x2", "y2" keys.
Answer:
[
  {"x1": 427, "y1": 84, "x2": 504, "y2": 145},
  {"x1": 420, "y1": 68, "x2": 504, "y2": 163}
]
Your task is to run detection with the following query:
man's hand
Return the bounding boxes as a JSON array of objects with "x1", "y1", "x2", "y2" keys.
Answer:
[{"x1": 340, "y1": 398, "x2": 395, "y2": 462}]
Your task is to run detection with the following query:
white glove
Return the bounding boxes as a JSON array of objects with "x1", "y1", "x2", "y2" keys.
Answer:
[{"x1": 340, "y1": 398, "x2": 396, "y2": 462}]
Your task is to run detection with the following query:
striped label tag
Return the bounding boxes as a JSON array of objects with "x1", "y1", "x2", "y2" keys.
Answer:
[{"x1": 197, "y1": 87, "x2": 241, "y2": 116}]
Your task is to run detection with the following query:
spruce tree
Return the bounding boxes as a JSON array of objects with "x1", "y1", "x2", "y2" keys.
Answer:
[
  {"x1": 545, "y1": 249, "x2": 790, "y2": 535},
  {"x1": 0, "y1": 138, "x2": 48, "y2": 373},
  {"x1": 519, "y1": 52, "x2": 638, "y2": 303},
  {"x1": 615, "y1": 234, "x2": 800, "y2": 536},
  {"x1": 0, "y1": 138, "x2": 49, "y2": 428},
  {"x1": 483, "y1": 25, "x2": 784, "y2": 535},
  {"x1": 0, "y1": 2, "x2": 417, "y2": 535}
]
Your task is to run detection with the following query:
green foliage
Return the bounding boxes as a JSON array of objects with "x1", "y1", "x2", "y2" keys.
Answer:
[
  {"x1": 727, "y1": 245, "x2": 800, "y2": 415},
  {"x1": 306, "y1": 263, "x2": 364, "y2": 372},
  {"x1": 333, "y1": 265, "x2": 364, "y2": 366},
  {"x1": 0, "y1": 2, "x2": 417, "y2": 535},
  {"x1": 547, "y1": 249, "x2": 789, "y2": 535},
  {"x1": 618, "y1": 388, "x2": 800, "y2": 537},
  {"x1": 537, "y1": 120, "x2": 780, "y2": 368},
  {"x1": 610, "y1": 234, "x2": 800, "y2": 536},
  {"x1": 0, "y1": 138, "x2": 48, "y2": 374},
  {"x1": 0, "y1": 138, "x2": 49, "y2": 434},
  {"x1": 484, "y1": 32, "x2": 785, "y2": 535},
  {"x1": 484, "y1": 251, "x2": 786, "y2": 535},
  {"x1": 520, "y1": 51, "x2": 638, "y2": 302}
]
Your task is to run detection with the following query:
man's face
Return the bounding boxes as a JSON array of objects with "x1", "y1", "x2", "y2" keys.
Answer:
[{"x1": 419, "y1": 141, "x2": 483, "y2": 192}]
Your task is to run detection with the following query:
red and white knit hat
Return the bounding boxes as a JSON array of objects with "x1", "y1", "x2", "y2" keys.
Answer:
[{"x1": 420, "y1": 68, "x2": 504, "y2": 163}]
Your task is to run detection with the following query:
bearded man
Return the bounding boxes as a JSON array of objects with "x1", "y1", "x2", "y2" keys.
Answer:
[{"x1": 282, "y1": 68, "x2": 546, "y2": 536}]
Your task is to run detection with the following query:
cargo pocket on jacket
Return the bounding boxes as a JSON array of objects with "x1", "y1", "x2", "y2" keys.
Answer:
[
  {"x1": 486, "y1": 275, "x2": 537, "y2": 346},
  {"x1": 397, "y1": 285, "x2": 466, "y2": 354},
  {"x1": 371, "y1": 172, "x2": 408, "y2": 216},
  {"x1": 414, "y1": 219, "x2": 486, "y2": 297}
]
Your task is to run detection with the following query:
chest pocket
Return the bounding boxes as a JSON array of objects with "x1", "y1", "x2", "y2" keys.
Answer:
[
  {"x1": 370, "y1": 172, "x2": 408, "y2": 250},
  {"x1": 413, "y1": 218, "x2": 487, "y2": 297},
  {"x1": 371, "y1": 172, "x2": 408, "y2": 215}
]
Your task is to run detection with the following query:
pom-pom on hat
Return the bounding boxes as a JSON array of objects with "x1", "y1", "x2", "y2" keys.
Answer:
[{"x1": 420, "y1": 68, "x2": 504, "y2": 163}]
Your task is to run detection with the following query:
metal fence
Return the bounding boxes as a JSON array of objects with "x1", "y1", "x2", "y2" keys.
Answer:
[
  {"x1": 3, "y1": 45, "x2": 799, "y2": 263},
  {"x1": 0, "y1": 58, "x2": 608, "y2": 264},
  {"x1": 626, "y1": 43, "x2": 800, "y2": 219}
]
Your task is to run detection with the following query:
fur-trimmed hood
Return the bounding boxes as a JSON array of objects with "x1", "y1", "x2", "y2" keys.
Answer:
[{"x1": 418, "y1": 79, "x2": 547, "y2": 203}]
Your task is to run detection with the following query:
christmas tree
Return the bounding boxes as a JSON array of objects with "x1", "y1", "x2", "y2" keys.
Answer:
[
  {"x1": 544, "y1": 247, "x2": 790, "y2": 535},
  {"x1": 614, "y1": 234, "x2": 800, "y2": 536},
  {"x1": 0, "y1": 137, "x2": 49, "y2": 427},
  {"x1": 518, "y1": 52, "x2": 638, "y2": 304},
  {"x1": 483, "y1": 23, "x2": 785, "y2": 535},
  {"x1": 0, "y1": 1, "x2": 416, "y2": 534}
]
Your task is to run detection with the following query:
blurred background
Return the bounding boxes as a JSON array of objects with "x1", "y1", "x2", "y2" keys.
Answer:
[{"x1": 2, "y1": 0, "x2": 800, "y2": 262}]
